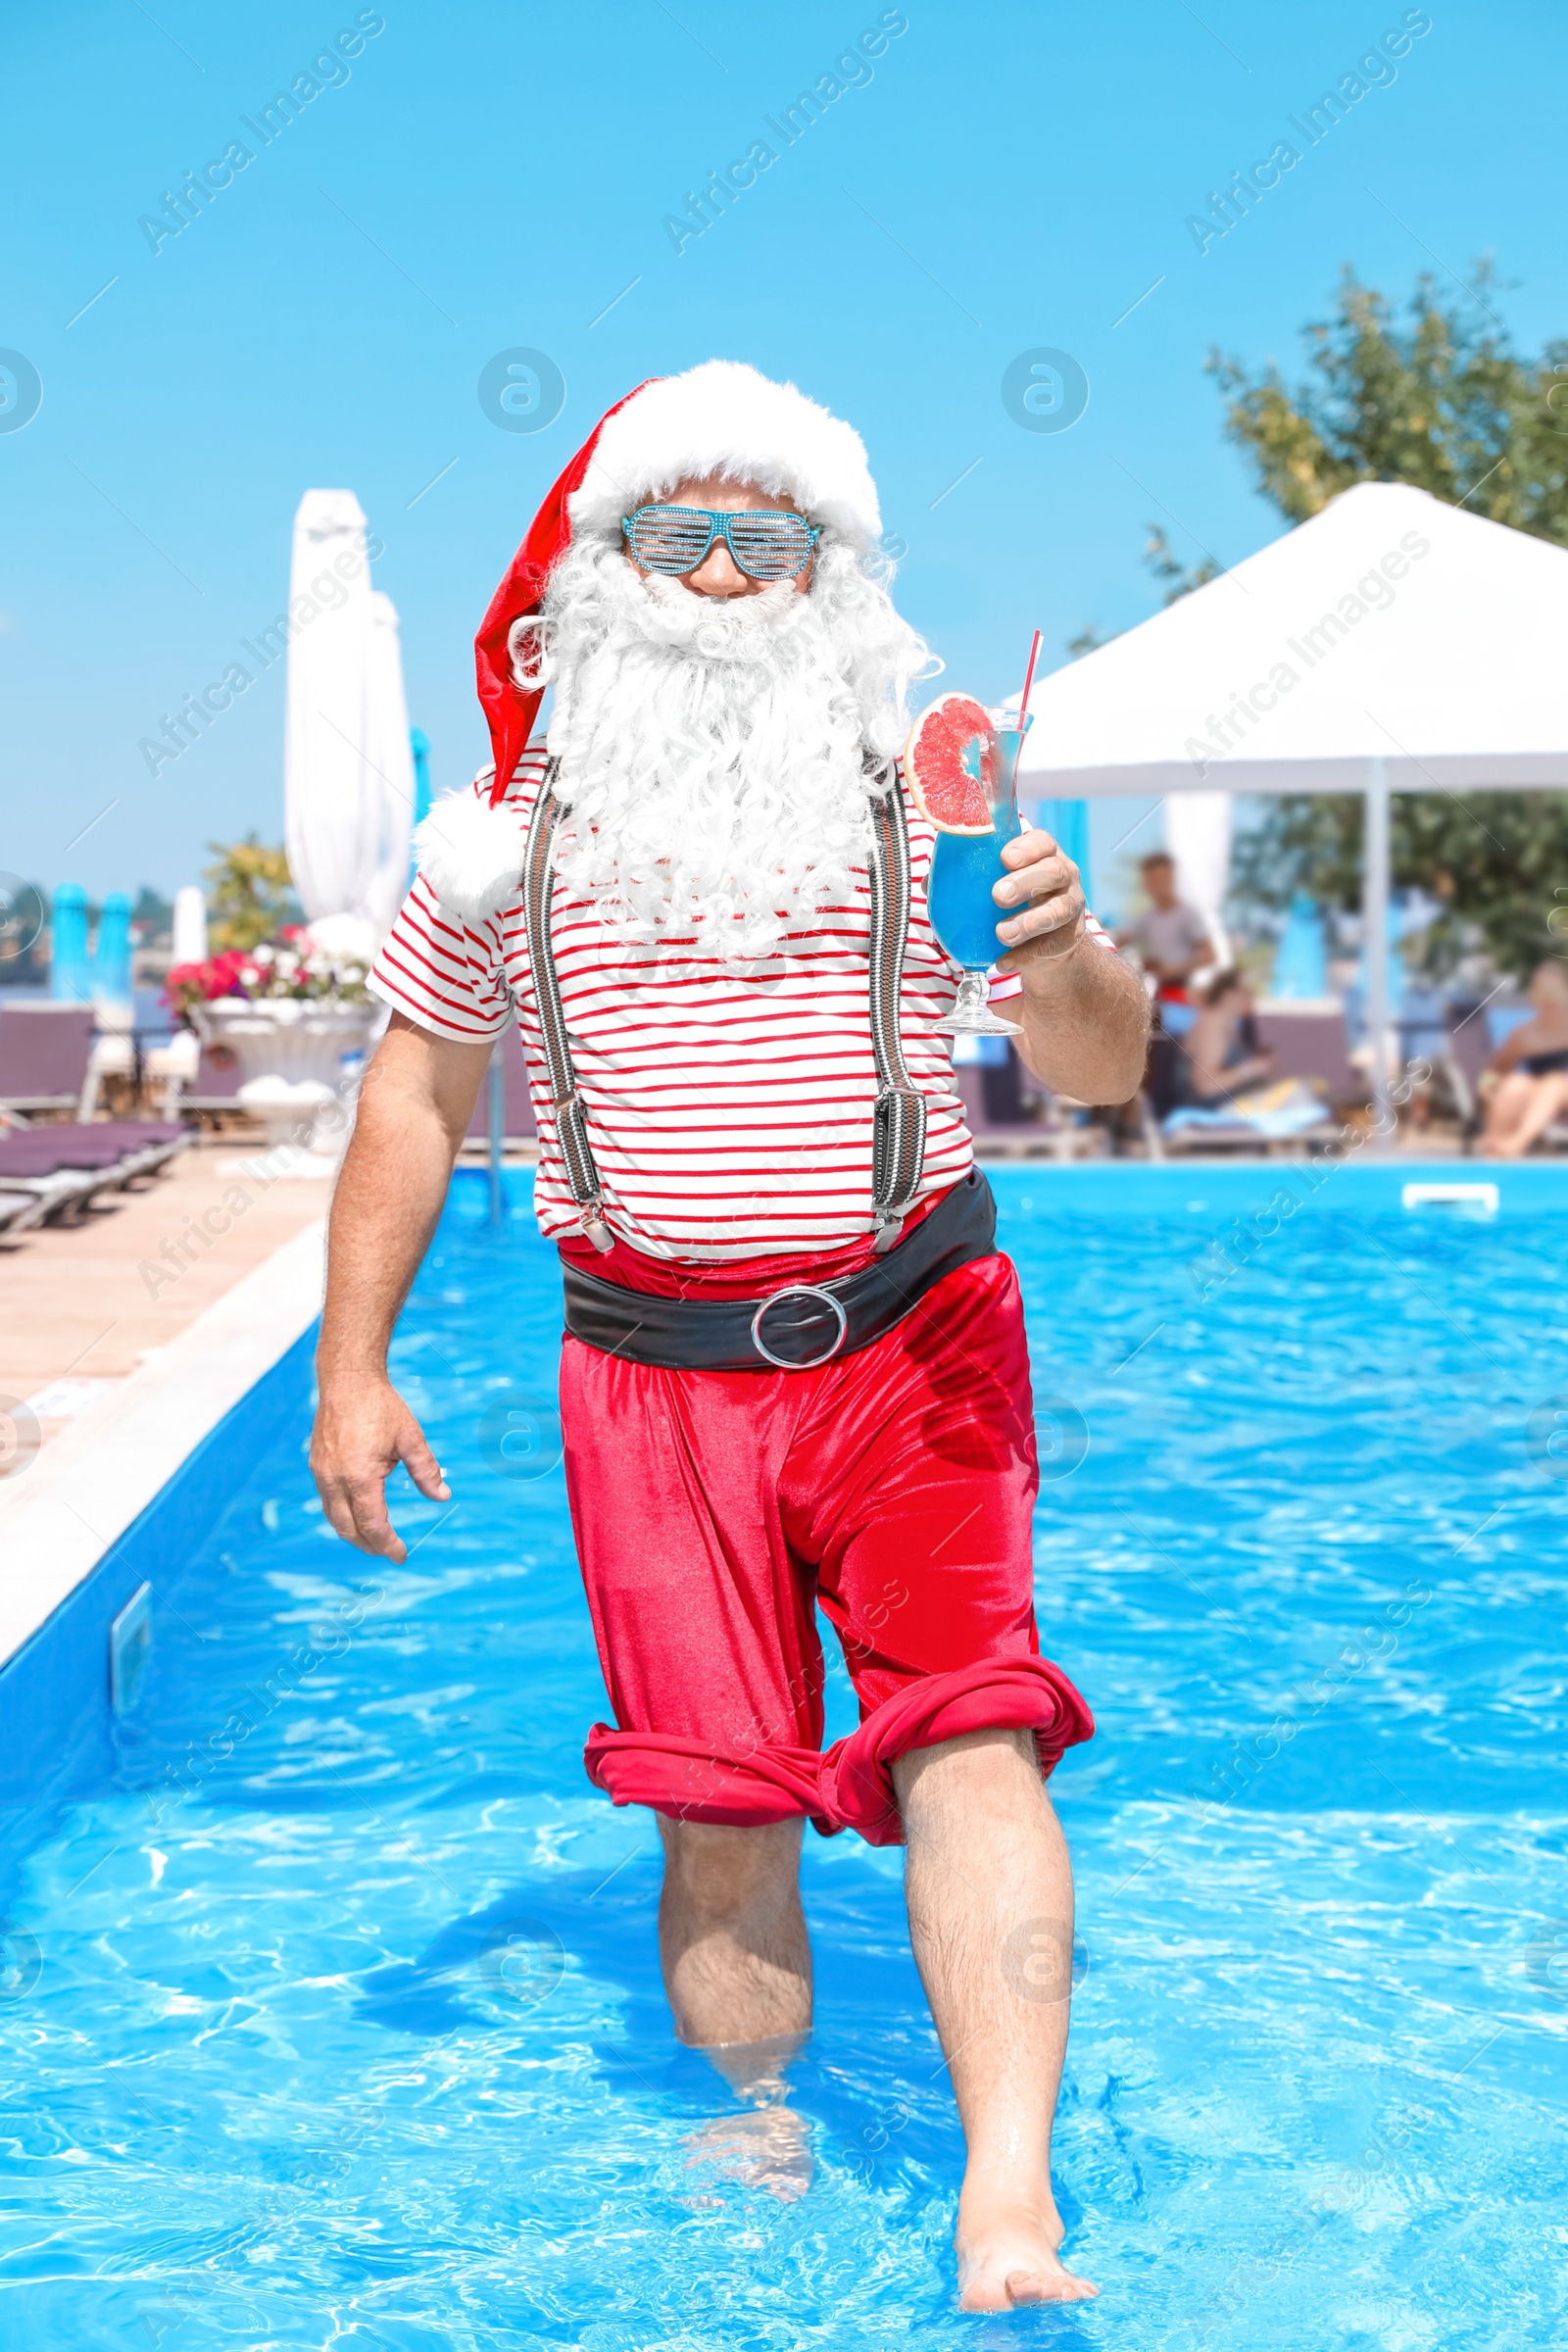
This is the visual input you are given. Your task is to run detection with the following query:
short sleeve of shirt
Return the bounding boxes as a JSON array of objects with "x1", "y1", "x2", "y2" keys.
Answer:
[{"x1": 368, "y1": 873, "x2": 515, "y2": 1042}]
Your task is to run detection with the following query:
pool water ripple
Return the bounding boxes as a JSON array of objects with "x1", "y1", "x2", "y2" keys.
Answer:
[{"x1": 0, "y1": 1168, "x2": 1563, "y2": 2347}]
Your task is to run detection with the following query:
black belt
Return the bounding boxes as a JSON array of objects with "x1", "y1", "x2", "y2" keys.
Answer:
[{"x1": 561, "y1": 1169, "x2": 999, "y2": 1372}]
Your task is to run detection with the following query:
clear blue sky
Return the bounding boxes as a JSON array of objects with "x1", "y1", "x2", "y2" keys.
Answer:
[{"x1": 4, "y1": 0, "x2": 1563, "y2": 905}]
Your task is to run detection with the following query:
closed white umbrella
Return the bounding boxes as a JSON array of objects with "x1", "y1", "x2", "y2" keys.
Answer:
[
  {"x1": 283, "y1": 489, "x2": 412, "y2": 963},
  {"x1": 362, "y1": 591, "x2": 417, "y2": 940},
  {"x1": 171, "y1": 885, "x2": 207, "y2": 966}
]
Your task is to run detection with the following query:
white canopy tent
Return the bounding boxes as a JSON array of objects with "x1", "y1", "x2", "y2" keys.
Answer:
[
  {"x1": 284, "y1": 490, "x2": 414, "y2": 964},
  {"x1": 1010, "y1": 480, "x2": 1568, "y2": 1132}
]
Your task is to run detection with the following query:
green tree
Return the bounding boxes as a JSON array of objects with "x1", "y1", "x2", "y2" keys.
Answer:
[
  {"x1": 1208, "y1": 263, "x2": 1568, "y2": 540},
  {"x1": 204, "y1": 836, "x2": 294, "y2": 953},
  {"x1": 1212, "y1": 264, "x2": 1568, "y2": 978},
  {"x1": 131, "y1": 885, "x2": 173, "y2": 943},
  {"x1": 1231, "y1": 793, "x2": 1568, "y2": 980},
  {"x1": 1142, "y1": 524, "x2": 1220, "y2": 605}
]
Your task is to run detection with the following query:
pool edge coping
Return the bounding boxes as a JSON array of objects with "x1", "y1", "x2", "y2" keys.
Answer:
[{"x1": 0, "y1": 1218, "x2": 326, "y2": 1671}]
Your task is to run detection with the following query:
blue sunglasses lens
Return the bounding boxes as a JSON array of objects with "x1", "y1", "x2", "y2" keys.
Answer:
[
  {"x1": 624, "y1": 506, "x2": 816, "y2": 579},
  {"x1": 626, "y1": 508, "x2": 713, "y2": 572},
  {"x1": 725, "y1": 514, "x2": 815, "y2": 578}
]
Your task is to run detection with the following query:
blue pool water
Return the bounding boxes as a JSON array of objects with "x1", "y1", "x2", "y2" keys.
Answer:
[{"x1": 2, "y1": 1164, "x2": 1565, "y2": 2348}]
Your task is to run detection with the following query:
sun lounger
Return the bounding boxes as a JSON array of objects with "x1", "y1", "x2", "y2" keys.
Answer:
[
  {"x1": 1152, "y1": 1001, "x2": 1365, "y2": 1156},
  {"x1": 0, "y1": 1160, "x2": 106, "y2": 1229},
  {"x1": 1161, "y1": 1078, "x2": 1344, "y2": 1157},
  {"x1": 165, "y1": 1042, "x2": 249, "y2": 1121},
  {"x1": 952, "y1": 1060, "x2": 1106, "y2": 1160},
  {"x1": 0, "y1": 1004, "x2": 98, "y2": 1119},
  {"x1": 1253, "y1": 1005, "x2": 1367, "y2": 1111},
  {"x1": 0, "y1": 1118, "x2": 189, "y2": 1229},
  {"x1": 1443, "y1": 1007, "x2": 1490, "y2": 1128}
]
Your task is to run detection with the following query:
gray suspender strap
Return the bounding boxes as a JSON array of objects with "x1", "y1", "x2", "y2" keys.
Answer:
[
  {"x1": 519, "y1": 754, "x2": 928, "y2": 1257},
  {"x1": 864, "y1": 761, "x2": 930, "y2": 1252},
  {"x1": 521, "y1": 760, "x2": 614, "y2": 1252}
]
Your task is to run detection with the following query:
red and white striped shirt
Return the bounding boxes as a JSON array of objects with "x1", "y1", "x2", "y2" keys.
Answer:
[{"x1": 370, "y1": 748, "x2": 1114, "y2": 1260}]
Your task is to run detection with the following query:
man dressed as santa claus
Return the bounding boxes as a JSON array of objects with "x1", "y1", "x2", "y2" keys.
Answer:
[{"x1": 311, "y1": 362, "x2": 1147, "y2": 2308}]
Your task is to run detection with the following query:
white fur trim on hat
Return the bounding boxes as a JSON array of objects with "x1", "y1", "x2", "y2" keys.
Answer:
[
  {"x1": 414, "y1": 775, "x2": 523, "y2": 922},
  {"x1": 568, "y1": 360, "x2": 881, "y2": 550}
]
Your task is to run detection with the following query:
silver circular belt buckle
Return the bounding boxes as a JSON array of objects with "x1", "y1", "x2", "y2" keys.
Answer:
[{"x1": 749, "y1": 1284, "x2": 849, "y2": 1371}]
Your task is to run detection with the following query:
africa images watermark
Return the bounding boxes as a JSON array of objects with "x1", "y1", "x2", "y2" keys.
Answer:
[
  {"x1": 137, "y1": 11, "x2": 386, "y2": 256},
  {"x1": 1182, "y1": 524, "x2": 1432, "y2": 778},
  {"x1": 662, "y1": 8, "x2": 909, "y2": 255},
  {"x1": 137, "y1": 531, "x2": 384, "y2": 779},
  {"x1": 1185, "y1": 8, "x2": 1433, "y2": 257}
]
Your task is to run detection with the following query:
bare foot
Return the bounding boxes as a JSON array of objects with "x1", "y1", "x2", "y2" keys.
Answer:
[
  {"x1": 683, "y1": 2105, "x2": 814, "y2": 2202},
  {"x1": 956, "y1": 2195, "x2": 1098, "y2": 2309}
]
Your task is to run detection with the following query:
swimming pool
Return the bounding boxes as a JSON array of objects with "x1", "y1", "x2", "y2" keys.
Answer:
[{"x1": 2, "y1": 1163, "x2": 1563, "y2": 2347}]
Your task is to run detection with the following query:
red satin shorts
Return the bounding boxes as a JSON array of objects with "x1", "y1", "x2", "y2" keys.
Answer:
[{"x1": 557, "y1": 1204, "x2": 1094, "y2": 1846}]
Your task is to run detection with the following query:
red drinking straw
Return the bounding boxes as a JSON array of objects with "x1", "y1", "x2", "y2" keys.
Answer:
[{"x1": 1007, "y1": 627, "x2": 1043, "y2": 821}]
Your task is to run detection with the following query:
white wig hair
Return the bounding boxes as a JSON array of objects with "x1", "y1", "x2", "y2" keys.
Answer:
[{"x1": 511, "y1": 529, "x2": 937, "y2": 958}]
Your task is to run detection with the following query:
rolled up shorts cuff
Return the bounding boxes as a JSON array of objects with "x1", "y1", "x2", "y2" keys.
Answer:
[
  {"x1": 582, "y1": 1655, "x2": 1093, "y2": 1846},
  {"x1": 819, "y1": 1655, "x2": 1096, "y2": 1847},
  {"x1": 583, "y1": 1725, "x2": 835, "y2": 1832}
]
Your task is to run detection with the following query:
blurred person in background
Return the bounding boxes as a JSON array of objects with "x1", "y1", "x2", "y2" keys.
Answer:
[
  {"x1": 1182, "y1": 968, "x2": 1275, "y2": 1108},
  {"x1": 1478, "y1": 961, "x2": 1568, "y2": 1156},
  {"x1": 1115, "y1": 852, "x2": 1219, "y2": 1006}
]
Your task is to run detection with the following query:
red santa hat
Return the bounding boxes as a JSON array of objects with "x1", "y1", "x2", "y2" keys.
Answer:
[{"x1": 415, "y1": 361, "x2": 883, "y2": 920}]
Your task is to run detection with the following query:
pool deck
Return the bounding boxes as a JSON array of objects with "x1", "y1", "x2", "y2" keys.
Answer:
[{"x1": 1, "y1": 1137, "x2": 331, "y2": 1459}]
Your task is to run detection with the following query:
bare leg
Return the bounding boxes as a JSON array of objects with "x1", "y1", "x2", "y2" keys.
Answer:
[
  {"x1": 1487, "y1": 1071, "x2": 1568, "y2": 1157},
  {"x1": 656, "y1": 1814, "x2": 811, "y2": 2045},
  {"x1": 1480, "y1": 1072, "x2": 1536, "y2": 1155},
  {"x1": 656, "y1": 1814, "x2": 815, "y2": 2200},
  {"x1": 895, "y1": 1728, "x2": 1097, "y2": 2310}
]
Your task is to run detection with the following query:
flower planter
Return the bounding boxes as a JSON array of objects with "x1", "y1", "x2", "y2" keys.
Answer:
[{"x1": 190, "y1": 998, "x2": 380, "y2": 1153}]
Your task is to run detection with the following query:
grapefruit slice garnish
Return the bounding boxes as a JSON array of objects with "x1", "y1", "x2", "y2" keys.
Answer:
[{"x1": 903, "y1": 692, "x2": 999, "y2": 835}]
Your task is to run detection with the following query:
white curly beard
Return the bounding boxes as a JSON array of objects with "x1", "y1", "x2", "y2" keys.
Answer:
[{"x1": 518, "y1": 535, "x2": 933, "y2": 960}]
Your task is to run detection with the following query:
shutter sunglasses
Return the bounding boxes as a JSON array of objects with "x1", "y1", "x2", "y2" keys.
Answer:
[{"x1": 621, "y1": 502, "x2": 821, "y2": 581}]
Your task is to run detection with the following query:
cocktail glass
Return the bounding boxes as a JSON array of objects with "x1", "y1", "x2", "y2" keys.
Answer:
[{"x1": 925, "y1": 712, "x2": 1030, "y2": 1036}]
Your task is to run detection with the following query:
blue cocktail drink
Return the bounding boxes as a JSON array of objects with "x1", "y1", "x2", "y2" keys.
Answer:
[
  {"x1": 922, "y1": 717, "x2": 1028, "y2": 1037},
  {"x1": 927, "y1": 827, "x2": 1012, "y2": 972}
]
